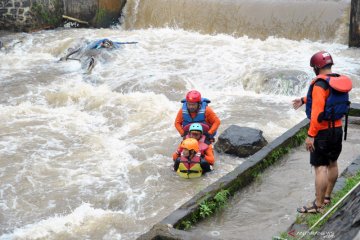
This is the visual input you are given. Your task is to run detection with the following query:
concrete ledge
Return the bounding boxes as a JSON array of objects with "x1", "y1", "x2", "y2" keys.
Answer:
[
  {"x1": 137, "y1": 224, "x2": 217, "y2": 240},
  {"x1": 137, "y1": 103, "x2": 360, "y2": 239},
  {"x1": 350, "y1": 103, "x2": 360, "y2": 117}
]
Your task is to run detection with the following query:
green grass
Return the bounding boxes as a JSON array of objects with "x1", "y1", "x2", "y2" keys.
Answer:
[{"x1": 290, "y1": 169, "x2": 360, "y2": 235}]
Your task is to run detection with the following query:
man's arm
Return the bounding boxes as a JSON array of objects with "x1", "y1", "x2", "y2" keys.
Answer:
[
  {"x1": 174, "y1": 109, "x2": 185, "y2": 136},
  {"x1": 205, "y1": 107, "x2": 220, "y2": 135},
  {"x1": 172, "y1": 144, "x2": 182, "y2": 160},
  {"x1": 204, "y1": 144, "x2": 215, "y2": 165},
  {"x1": 308, "y1": 83, "x2": 327, "y2": 137},
  {"x1": 292, "y1": 97, "x2": 307, "y2": 110}
]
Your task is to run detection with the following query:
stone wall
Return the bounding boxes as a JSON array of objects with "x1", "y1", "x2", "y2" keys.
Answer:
[
  {"x1": 1, "y1": 0, "x2": 33, "y2": 31},
  {"x1": 0, "y1": 0, "x2": 63, "y2": 31},
  {"x1": 0, "y1": 0, "x2": 127, "y2": 31}
]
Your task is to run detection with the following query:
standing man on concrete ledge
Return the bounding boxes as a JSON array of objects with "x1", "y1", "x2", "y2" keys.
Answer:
[{"x1": 293, "y1": 51, "x2": 352, "y2": 213}]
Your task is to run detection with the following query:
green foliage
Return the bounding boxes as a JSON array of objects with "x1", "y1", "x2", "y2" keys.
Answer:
[
  {"x1": 178, "y1": 189, "x2": 230, "y2": 230},
  {"x1": 199, "y1": 189, "x2": 230, "y2": 218},
  {"x1": 349, "y1": 107, "x2": 360, "y2": 117},
  {"x1": 274, "y1": 231, "x2": 298, "y2": 240},
  {"x1": 213, "y1": 189, "x2": 230, "y2": 207},
  {"x1": 268, "y1": 147, "x2": 291, "y2": 162},
  {"x1": 199, "y1": 202, "x2": 213, "y2": 218},
  {"x1": 251, "y1": 128, "x2": 306, "y2": 179},
  {"x1": 180, "y1": 220, "x2": 192, "y2": 230},
  {"x1": 31, "y1": 1, "x2": 62, "y2": 26},
  {"x1": 293, "y1": 127, "x2": 307, "y2": 146}
]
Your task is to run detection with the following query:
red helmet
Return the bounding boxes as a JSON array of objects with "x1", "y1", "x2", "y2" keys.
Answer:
[
  {"x1": 310, "y1": 51, "x2": 334, "y2": 69},
  {"x1": 186, "y1": 90, "x2": 201, "y2": 103}
]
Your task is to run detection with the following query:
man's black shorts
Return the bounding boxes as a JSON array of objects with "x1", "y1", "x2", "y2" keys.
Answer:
[{"x1": 310, "y1": 127, "x2": 343, "y2": 166}]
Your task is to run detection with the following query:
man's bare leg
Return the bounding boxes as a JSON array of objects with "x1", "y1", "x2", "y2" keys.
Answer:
[
  {"x1": 325, "y1": 161, "x2": 338, "y2": 199},
  {"x1": 315, "y1": 166, "x2": 327, "y2": 207}
]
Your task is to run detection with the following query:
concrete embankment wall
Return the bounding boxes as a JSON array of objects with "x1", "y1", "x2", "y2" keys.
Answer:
[
  {"x1": 138, "y1": 103, "x2": 360, "y2": 240},
  {"x1": 0, "y1": 0, "x2": 126, "y2": 31}
]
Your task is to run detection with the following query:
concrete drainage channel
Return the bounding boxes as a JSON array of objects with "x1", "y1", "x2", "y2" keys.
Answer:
[
  {"x1": 138, "y1": 103, "x2": 360, "y2": 240},
  {"x1": 188, "y1": 125, "x2": 360, "y2": 239}
]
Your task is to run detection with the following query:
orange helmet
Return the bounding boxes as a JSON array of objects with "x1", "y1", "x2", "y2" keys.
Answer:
[{"x1": 180, "y1": 138, "x2": 199, "y2": 152}]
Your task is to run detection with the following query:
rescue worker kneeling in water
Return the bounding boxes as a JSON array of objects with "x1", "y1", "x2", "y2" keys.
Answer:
[
  {"x1": 173, "y1": 124, "x2": 214, "y2": 177},
  {"x1": 175, "y1": 90, "x2": 220, "y2": 142}
]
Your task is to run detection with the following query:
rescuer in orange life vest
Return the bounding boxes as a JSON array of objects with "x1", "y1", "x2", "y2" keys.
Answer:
[
  {"x1": 293, "y1": 51, "x2": 352, "y2": 213},
  {"x1": 174, "y1": 90, "x2": 221, "y2": 142}
]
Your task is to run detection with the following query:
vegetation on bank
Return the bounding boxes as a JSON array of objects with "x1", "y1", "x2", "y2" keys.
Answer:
[
  {"x1": 31, "y1": 0, "x2": 63, "y2": 28},
  {"x1": 277, "y1": 169, "x2": 360, "y2": 240},
  {"x1": 179, "y1": 189, "x2": 230, "y2": 230}
]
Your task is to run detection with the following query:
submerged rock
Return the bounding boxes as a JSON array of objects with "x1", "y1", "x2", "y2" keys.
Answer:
[
  {"x1": 242, "y1": 69, "x2": 309, "y2": 96},
  {"x1": 214, "y1": 125, "x2": 268, "y2": 157}
]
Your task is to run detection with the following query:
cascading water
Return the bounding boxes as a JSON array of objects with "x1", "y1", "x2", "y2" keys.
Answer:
[
  {"x1": 0, "y1": 0, "x2": 359, "y2": 239},
  {"x1": 122, "y1": 0, "x2": 350, "y2": 42}
]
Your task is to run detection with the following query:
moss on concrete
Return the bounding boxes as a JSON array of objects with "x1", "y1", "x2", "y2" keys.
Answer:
[
  {"x1": 349, "y1": 107, "x2": 360, "y2": 117},
  {"x1": 95, "y1": 8, "x2": 107, "y2": 26},
  {"x1": 229, "y1": 127, "x2": 307, "y2": 194}
]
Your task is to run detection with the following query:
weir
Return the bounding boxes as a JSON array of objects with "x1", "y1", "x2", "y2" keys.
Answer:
[{"x1": 122, "y1": 0, "x2": 350, "y2": 42}]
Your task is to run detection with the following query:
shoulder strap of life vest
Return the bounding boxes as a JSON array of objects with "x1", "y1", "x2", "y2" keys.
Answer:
[{"x1": 181, "y1": 98, "x2": 210, "y2": 127}]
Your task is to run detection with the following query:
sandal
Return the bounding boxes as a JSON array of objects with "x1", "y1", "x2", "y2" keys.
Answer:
[
  {"x1": 313, "y1": 194, "x2": 332, "y2": 206},
  {"x1": 297, "y1": 200, "x2": 322, "y2": 214}
]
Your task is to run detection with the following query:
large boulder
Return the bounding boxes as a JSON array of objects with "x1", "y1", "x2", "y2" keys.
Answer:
[{"x1": 215, "y1": 125, "x2": 268, "y2": 157}]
